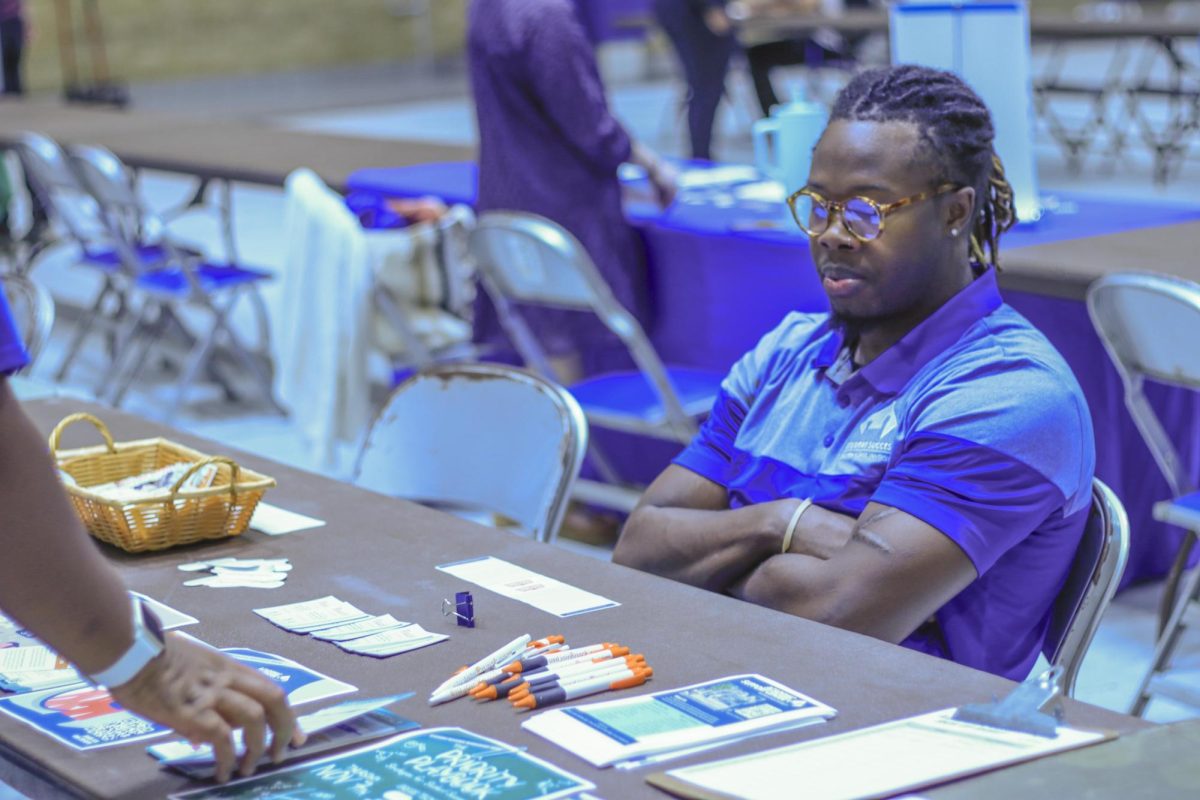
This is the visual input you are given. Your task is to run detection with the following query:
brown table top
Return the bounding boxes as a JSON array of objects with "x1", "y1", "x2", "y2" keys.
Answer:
[
  {"x1": 999, "y1": 220, "x2": 1200, "y2": 301},
  {"x1": 0, "y1": 99, "x2": 474, "y2": 192},
  {"x1": 0, "y1": 398, "x2": 1148, "y2": 799}
]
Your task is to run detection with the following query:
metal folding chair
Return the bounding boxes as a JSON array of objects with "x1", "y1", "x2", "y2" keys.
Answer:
[
  {"x1": 1087, "y1": 271, "x2": 1200, "y2": 714},
  {"x1": 470, "y1": 211, "x2": 724, "y2": 512},
  {"x1": 1043, "y1": 479, "x2": 1131, "y2": 699},
  {"x1": 68, "y1": 144, "x2": 280, "y2": 419},
  {"x1": 0, "y1": 272, "x2": 55, "y2": 372},
  {"x1": 12, "y1": 131, "x2": 155, "y2": 385},
  {"x1": 353, "y1": 362, "x2": 588, "y2": 544}
]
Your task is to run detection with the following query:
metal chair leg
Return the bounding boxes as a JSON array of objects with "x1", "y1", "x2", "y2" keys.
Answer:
[
  {"x1": 54, "y1": 279, "x2": 119, "y2": 381},
  {"x1": 1130, "y1": 556, "x2": 1200, "y2": 717}
]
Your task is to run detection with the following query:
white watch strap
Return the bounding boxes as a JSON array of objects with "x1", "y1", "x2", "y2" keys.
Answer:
[{"x1": 88, "y1": 596, "x2": 165, "y2": 689}]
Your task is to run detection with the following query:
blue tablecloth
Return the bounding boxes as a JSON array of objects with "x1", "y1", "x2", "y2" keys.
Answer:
[{"x1": 346, "y1": 162, "x2": 1200, "y2": 586}]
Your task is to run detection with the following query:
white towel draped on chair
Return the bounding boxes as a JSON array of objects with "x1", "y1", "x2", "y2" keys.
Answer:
[
  {"x1": 275, "y1": 169, "x2": 375, "y2": 472},
  {"x1": 275, "y1": 170, "x2": 476, "y2": 473}
]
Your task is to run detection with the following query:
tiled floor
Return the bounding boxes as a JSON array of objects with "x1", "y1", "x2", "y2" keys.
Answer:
[{"x1": 4, "y1": 37, "x2": 1200, "y2": 799}]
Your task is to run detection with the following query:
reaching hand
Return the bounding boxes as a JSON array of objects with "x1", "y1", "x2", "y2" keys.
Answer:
[
  {"x1": 704, "y1": 7, "x2": 734, "y2": 36},
  {"x1": 109, "y1": 633, "x2": 304, "y2": 783},
  {"x1": 648, "y1": 160, "x2": 679, "y2": 209}
]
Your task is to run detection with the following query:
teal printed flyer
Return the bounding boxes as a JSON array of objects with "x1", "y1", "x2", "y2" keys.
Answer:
[{"x1": 172, "y1": 727, "x2": 593, "y2": 800}]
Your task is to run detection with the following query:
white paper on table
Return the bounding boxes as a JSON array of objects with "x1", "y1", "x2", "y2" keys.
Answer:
[
  {"x1": 309, "y1": 614, "x2": 409, "y2": 642},
  {"x1": 436, "y1": 556, "x2": 618, "y2": 617},
  {"x1": 253, "y1": 596, "x2": 370, "y2": 632},
  {"x1": 336, "y1": 624, "x2": 448, "y2": 656},
  {"x1": 522, "y1": 674, "x2": 836, "y2": 768},
  {"x1": 651, "y1": 709, "x2": 1111, "y2": 800},
  {"x1": 0, "y1": 645, "x2": 65, "y2": 674},
  {"x1": 130, "y1": 593, "x2": 199, "y2": 630},
  {"x1": 250, "y1": 502, "x2": 326, "y2": 535}
]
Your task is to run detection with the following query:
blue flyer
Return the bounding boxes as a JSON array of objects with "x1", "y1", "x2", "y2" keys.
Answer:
[{"x1": 0, "y1": 647, "x2": 356, "y2": 751}]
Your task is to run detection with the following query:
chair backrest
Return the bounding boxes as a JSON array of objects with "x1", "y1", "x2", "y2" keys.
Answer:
[
  {"x1": 1044, "y1": 478, "x2": 1130, "y2": 698},
  {"x1": 470, "y1": 211, "x2": 695, "y2": 435},
  {"x1": 1087, "y1": 271, "x2": 1200, "y2": 497},
  {"x1": 12, "y1": 132, "x2": 108, "y2": 248},
  {"x1": 0, "y1": 272, "x2": 55, "y2": 370},
  {"x1": 353, "y1": 363, "x2": 588, "y2": 544},
  {"x1": 68, "y1": 145, "x2": 156, "y2": 242},
  {"x1": 68, "y1": 144, "x2": 190, "y2": 277}
]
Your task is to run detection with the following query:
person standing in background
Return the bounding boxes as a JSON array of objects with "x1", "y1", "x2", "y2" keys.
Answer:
[
  {"x1": 0, "y1": 0, "x2": 26, "y2": 96},
  {"x1": 467, "y1": 0, "x2": 675, "y2": 382},
  {"x1": 653, "y1": 0, "x2": 737, "y2": 160}
]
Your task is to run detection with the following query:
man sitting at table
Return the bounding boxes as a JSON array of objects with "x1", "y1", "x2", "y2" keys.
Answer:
[{"x1": 613, "y1": 64, "x2": 1095, "y2": 682}]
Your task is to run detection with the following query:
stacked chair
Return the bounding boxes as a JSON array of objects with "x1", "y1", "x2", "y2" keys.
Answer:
[
  {"x1": 470, "y1": 211, "x2": 724, "y2": 513},
  {"x1": 1088, "y1": 271, "x2": 1200, "y2": 714},
  {"x1": 15, "y1": 133, "x2": 278, "y2": 419}
]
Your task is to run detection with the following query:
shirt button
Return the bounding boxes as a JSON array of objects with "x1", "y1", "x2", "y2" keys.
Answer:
[
  {"x1": 838, "y1": 394, "x2": 850, "y2": 408},
  {"x1": 823, "y1": 434, "x2": 835, "y2": 447}
]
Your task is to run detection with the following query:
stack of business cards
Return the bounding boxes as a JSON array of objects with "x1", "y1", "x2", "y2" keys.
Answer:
[
  {"x1": 178, "y1": 557, "x2": 292, "y2": 589},
  {"x1": 254, "y1": 596, "x2": 447, "y2": 657}
]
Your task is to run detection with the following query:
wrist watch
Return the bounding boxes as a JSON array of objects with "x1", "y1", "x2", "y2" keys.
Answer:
[{"x1": 88, "y1": 596, "x2": 166, "y2": 689}]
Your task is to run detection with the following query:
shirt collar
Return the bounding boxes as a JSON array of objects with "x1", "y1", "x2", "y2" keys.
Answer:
[
  {"x1": 814, "y1": 265, "x2": 1002, "y2": 394},
  {"x1": 860, "y1": 265, "x2": 1002, "y2": 395}
]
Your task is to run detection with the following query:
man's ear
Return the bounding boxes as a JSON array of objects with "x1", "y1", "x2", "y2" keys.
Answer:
[{"x1": 945, "y1": 186, "x2": 975, "y2": 233}]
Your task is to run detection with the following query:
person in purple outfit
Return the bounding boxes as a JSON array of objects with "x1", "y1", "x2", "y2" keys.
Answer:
[
  {"x1": 467, "y1": 0, "x2": 675, "y2": 381},
  {"x1": 615, "y1": 65, "x2": 1094, "y2": 681}
]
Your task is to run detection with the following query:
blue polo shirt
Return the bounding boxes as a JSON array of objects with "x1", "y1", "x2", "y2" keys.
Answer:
[
  {"x1": 675, "y1": 267, "x2": 1095, "y2": 680},
  {"x1": 0, "y1": 289, "x2": 29, "y2": 375}
]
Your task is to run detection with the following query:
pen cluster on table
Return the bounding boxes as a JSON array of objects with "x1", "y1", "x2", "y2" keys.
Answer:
[{"x1": 429, "y1": 633, "x2": 653, "y2": 712}]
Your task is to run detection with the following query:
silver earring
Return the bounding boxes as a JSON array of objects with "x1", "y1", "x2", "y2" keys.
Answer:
[{"x1": 950, "y1": 228, "x2": 960, "y2": 237}]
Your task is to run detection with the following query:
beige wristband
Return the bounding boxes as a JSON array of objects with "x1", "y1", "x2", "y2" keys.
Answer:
[{"x1": 781, "y1": 498, "x2": 814, "y2": 554}]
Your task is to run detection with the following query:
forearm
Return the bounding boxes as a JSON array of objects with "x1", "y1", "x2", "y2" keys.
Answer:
[
  {"x1": 0, "y1": 383, "x2": 131, "y2": 674},
  {"x1": 613, "y1": 502, "x2": 784, "y2": 592},
  {"x1": 629, "y1": 141, "x2": 667, "y2": 181}
]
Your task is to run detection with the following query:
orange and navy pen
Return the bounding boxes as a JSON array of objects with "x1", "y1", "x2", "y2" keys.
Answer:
[
  {"x1": 512, "y1": 667, "x2": 653, "y2": 710},
  {"x1": 477, "y1": 656, "x2": 646, "y2": 701},
  {"x1": 503, "y1": 644, "x2": 626, "y2": 674},
  {"x1": 507, "y1": 657, "x2": 647, "y2": 702},
  {"x1": 526, "y1": 635, "x2": 565, "y2": 650}
]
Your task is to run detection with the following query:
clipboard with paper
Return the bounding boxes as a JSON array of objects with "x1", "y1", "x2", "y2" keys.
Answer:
[{"x1": 647, "y1": 668, "x2": 1117, "y2": 800}]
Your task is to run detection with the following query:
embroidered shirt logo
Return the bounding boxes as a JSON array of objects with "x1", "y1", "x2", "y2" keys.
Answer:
[{"x1": 846, "y1": 407, "x2": 899, "y2": 455}]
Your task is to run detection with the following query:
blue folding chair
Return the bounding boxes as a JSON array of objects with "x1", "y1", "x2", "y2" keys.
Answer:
[
  {"x1": 0, "y1": 272, "x2": 55, "y2": 372},
  {"x1": 470, "y1": 211, "x2": 724, "y2": 512},
  {"x1": 68, "y1": 145, "x2": 281, "y2": 419},
  {"x1": 1089, "y1": 271, "x2": 1200, "y2": 715},
  {"x1": 13, "y1": 131, "x2": 166, "y2": 386}
]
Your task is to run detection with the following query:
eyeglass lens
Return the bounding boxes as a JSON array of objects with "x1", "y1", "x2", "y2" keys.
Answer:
[{"x1": 792, "y1": 194, "x2": 883, "y2": 240}]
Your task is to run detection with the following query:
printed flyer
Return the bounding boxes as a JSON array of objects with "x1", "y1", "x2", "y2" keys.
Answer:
[
  {"x1": 172, "y1": 727, "x2": 594, "y2": 800},
  {"x1": 0, "y1": 648, "x2": 355, "y2": 750}
]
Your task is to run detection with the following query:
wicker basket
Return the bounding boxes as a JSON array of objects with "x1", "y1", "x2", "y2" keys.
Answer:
[{"x1": 49, "y1": 413, "x2": 276, "y2": 553}]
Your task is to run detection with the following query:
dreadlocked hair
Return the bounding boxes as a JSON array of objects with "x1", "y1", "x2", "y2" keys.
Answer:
[{"x1": 829, "y1": 65, "x2": 1017, "y2": 269}]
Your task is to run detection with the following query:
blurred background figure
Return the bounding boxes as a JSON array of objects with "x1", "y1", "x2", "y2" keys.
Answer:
[
  {"x1": 741, "y1": 0, "x2": 872, "y2": 116},
  {"x1": 467, "y1": 0, "x2": 675, "y2": 382},
  {"x1": 0, "y1": 0, "x2": 25, "y2": 96},
  {"x1": 653, "y1": 0, "x2": 737, "y2": 160}
]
